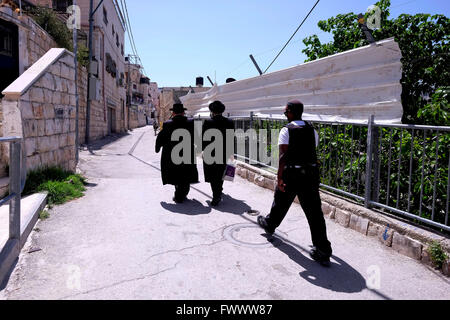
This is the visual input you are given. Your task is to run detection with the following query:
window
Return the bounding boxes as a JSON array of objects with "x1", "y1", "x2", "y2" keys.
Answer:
[
  {"x1": 53, "y1": 0, "x2": 73, "y2": 12},
  {"x1": 0, "y1": 26, "x2": 13, "y2": 57},
  {"x1": 121, "y1": 44, "x2": 124, "y2": 56},
  {"x1": 112, "y1": 25, "x2": 115, "y2": 36},
  {"x1": 103, "y1": 7, "x2": 108, "y2": 25}
]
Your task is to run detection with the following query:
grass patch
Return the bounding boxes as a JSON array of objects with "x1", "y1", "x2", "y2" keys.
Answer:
[
  {"x1": 427, "y1": 241, "x2": 449, "y2": 269},
  {"x1": 39, "y1": 210, "x2": 50, "y2": 220},
  {"x1": 24, "y1": 167, "x2": 87, "y2": 206}
]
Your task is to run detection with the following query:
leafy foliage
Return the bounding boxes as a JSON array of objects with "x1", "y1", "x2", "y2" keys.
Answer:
[
  {"x1": 243, "y1": 119, "x2": 449, "y2": 232},
  {"x1": 427, "y1": 241, "x2": 448, "y2": 269},
  {"x1": 24, "y1": 167, "x2": 87, "y2": 205},
  {"x1": 77, "y1": 44, "x2": 89, "y2": 68},
  {"x1": 417, "y1": 87, "x2": 450, "y2": 126},
  {"x1": 38, "y1": 177, "x2": 85, "y2": 205},
  {"x1": 30, "y1": 7, "x2": 73, "y2": 51},
  {"x1": 302, "y1": 0, "x2": 450, "y2": 124}
]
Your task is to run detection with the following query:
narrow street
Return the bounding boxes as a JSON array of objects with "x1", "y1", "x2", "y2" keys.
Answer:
[{"x1": 1, "y1": 126, "x2": 449, "y2": 300}]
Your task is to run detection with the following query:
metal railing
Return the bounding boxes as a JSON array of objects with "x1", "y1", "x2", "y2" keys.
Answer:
[
  {"x1": 0, "y1": 136, "x2": 25, "y2": 283},
  {"x1": 0, "y1": 137, "x2": 23, "y2": 241},
  {"x1": 228, "y1": 115, "x2": 450, "y2": 232}
]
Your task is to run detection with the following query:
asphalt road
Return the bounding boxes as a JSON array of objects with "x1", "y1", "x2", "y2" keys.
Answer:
[{"x1": 1, "y1": 126, "x2": 449, "y2": 300}]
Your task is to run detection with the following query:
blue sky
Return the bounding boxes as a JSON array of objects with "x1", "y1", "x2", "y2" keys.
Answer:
[{"x1": 124, "y1": 0, "x2": 449, "y2": 87}]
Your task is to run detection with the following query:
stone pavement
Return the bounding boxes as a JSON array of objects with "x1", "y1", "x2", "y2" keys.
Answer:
[{"x1": 1, "y1": 126, "x2": 449, "y2": 300}]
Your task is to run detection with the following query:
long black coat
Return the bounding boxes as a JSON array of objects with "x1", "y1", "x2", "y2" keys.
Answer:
[
  {"x1": 202, "y1": 115, "x2": 235, "y2": 182},
  {"x1": 155, "y1": 115, "x2": 199, "y2": 185}
]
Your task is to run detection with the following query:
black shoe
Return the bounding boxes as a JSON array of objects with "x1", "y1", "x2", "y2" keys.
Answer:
[
  {"x1": 173, "y1": 196, "x2": 185, "y2": 204},
  {"x1": 310, "y1": 247, "x2": 331, "y2": 267},
  {"x1": 257, "y1": 216, "x2": 275, "y2": 235},
  {"x1": 211, "y1": 197, "x2": 222, "y2": 207}
]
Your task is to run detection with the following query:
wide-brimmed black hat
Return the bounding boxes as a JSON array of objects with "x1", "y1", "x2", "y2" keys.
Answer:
[
  {"x1": 209, "y1": 101, "x2": 226, "y2": 114},
  {"x1": 170, "y1": 103, "x2": 187, "y2": 114}
]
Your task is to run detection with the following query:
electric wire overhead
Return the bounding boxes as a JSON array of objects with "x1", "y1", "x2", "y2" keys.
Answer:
[
  {"x1": 263, "y1": 0, "x2": 321, "y2": 74},
  {"x1": 119, "y1": 0, "x2": 148, "y2": 76}
]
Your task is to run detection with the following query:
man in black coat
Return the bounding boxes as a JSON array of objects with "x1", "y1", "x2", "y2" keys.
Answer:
[
  {"x1": 202, "y1": 101, "x2": 234, "y2": 206},
  {"x1": 155, "y1": 103, "x2": 199, "y2": 203}
]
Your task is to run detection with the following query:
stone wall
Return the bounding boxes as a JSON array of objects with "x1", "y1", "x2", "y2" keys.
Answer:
[
  {"x1": 235, "y1": 161, "x2": 450, "y2": 277},
  {"x1": 0, "y1": 10, "x2": 58, "y2": 177},
  {"x1": 2, "y1": 49, "x2": 78, "y2": 180},
  {"x1": 76, "y1": 66, "x2": 107, "y2": 143},
  {"x1": 128, "y1": 108, "x2": 139, "y2": 130},
  {"x1": 17, "y1": 14, "x2": 58, "y2": 74}
]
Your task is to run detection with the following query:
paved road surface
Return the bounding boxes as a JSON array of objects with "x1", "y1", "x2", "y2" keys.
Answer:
[{"x1": 1, "y1": 126, "x2": 449, "y2": 300}]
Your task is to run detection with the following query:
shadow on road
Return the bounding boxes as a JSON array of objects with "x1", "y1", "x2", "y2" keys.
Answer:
[
  {"x1": 208, "y1": 194, "x2": 253, "y2": 215},
  {"x1": 263, "y1": 234, "x2": 392, "y2": 299},
  {"x1": 160, "y1": 199, "x2": 212, "y2": 215},
  {"x1": 84, "y1": 132, "x2": 132, "y2": 154}
]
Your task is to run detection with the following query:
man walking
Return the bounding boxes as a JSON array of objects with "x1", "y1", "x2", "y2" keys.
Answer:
[
  {"x1": 257, "y1": 100, "x2": 332, "y2": 266},
  {"x1": 155, "y1": 103, "x2": 199, "y2": 203},
  {"x1": 202, "y1": 101, "x2": 234, "y2": 206}
]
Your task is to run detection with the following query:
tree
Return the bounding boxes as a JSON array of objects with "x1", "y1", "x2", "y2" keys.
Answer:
[{"x1": 302, "y1": 0, "x2": 450, "y2": 124}]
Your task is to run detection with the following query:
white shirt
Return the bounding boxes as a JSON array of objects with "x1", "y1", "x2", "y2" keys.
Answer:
[{"x1": 278, "y1": 121, "x2": 319, "y2": 146}]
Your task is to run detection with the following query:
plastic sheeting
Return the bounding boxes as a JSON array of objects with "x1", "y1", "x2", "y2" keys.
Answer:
[{"x1": 180, "y1": 38, "x2": 403, "y2": 123}]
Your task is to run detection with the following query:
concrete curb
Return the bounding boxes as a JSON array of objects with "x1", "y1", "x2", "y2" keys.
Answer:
[
  {"x1": 235, "y1": 161, "x2": 450, "y2": 277},
  {"x1": 0, "y1": 192, "x2": 48, "y2": 286}
]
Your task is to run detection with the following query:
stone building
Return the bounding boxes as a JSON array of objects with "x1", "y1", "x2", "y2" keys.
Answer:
[
  {"x1": 158, "y1": 86, "x2": 210, "y2": 123},
  {"x1": 0, "y1": 0, "x2": 130, "y2": 194},
  {"x1": 32, "y1": 0, "x2": 128, "y2": 139},
  {"x1": 125, "y1": 55, "x2": 158, "y2": 129}
]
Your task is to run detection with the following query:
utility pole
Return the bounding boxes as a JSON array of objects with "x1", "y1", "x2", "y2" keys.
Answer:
[
  {"x1": 127, "y1": 56, "x2": 131, "y2": 130},
  {"x1": 72, "y1": 0, "x2": 79, "y2": 163},
  {"x1": 86, "y1": 0, "x2": 94, "y2": 145},
  {"x1": 86, "y1": 0, "x2": 105, "y2": 144},
  {"x1": 249, "y1": 54, "x2": 263, "y2": 76}
]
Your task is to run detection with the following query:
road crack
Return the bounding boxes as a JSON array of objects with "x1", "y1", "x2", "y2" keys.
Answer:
[
  {"x1": 59, "y1": 261, "x2": 182, "y2": 300},
  {"x1": 142, "y1": 239, "x2": 226, "y2": 264}
]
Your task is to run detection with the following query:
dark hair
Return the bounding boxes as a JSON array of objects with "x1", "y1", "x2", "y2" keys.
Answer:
[{"x1": 287, "y1": 100, "x2": 304, "y2": 119}]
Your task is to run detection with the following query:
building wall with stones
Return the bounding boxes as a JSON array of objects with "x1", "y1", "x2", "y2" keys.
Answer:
[
  {"x1": 0, "y1": 8, "x2": 58, "y2": 179},
  {"x1": 158, "y1": 87, "x2": 211, "y2": 124},
  {"x1": 2, "y1": 49, "x2": 78, "y2": 182},
  {"x1": 128, "y1": 107, "x2": 139, "y2": 130}
]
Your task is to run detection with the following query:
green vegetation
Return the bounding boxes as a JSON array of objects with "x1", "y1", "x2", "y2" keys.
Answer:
[
  {"x1": 29, "y1": 6, "x2": 89, "y2": 67},
  {"x1": 417, "y1": 87, "x2": 449, "y2": 126},
  {"x1": 30, "y1": 7, "x2": 73, "y2": 51},
  {"x1": 301, "y1": 0, "x2": 450, "y2": 125},
  {"x1": 39, "y1": 210, "x2": 50, "y2": 220},
  {"x1": 249, "y1": 118, "x2": 449, "y2": 230},
  {"x1": 77, "y1": 44, "x2": 89, "y2": 68},
  {"x1": 427, "y1": 241, "x2": 448, "y2": 269},
  {"x1": 24, "y1": 167, "x2": 87, "y2": 206}
]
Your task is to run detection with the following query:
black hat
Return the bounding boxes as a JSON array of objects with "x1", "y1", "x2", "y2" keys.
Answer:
[
  {"x1": 209, "y1": 101, "x2": 226, "y2": 114},
  {"x1": 170, "y1": 103, "x2": 187, "y2": 114}
]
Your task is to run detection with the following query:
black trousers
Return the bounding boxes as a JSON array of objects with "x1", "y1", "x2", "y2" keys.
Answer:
[
  {"x1": 174, "y1": 184, "x2": 190, "y2": 200},
  {"x1": 210, "y1": 180, "x2": 224, "y2": 199},
  {"x1": 266, "y1": 171, "x2": 332, "y2": 256}
]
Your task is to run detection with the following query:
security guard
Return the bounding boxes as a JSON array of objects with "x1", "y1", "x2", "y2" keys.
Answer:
[{"x1": 257, "y1": 100, "x2": 332, "y2": 267}]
